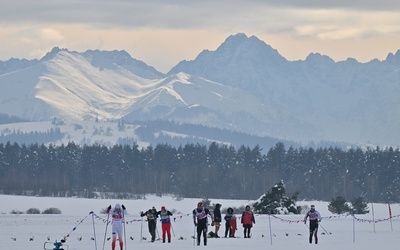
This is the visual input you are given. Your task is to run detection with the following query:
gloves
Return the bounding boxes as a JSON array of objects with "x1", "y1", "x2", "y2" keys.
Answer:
[
  {"x1": 318, "y1": 219, "x2": 321, "y2": 222},
  {"x1": 122, "y1": 204, "x2": 126, "y2": 210},
  {"x1": 194, "y1": 221, "x2": 198, "y2": 226},
  {"x1": 211, "y1": 221, "x2": 215, "y2": 226},
  {"x1": 107, "y1": 205, "x2": 112, "y2": 210}
]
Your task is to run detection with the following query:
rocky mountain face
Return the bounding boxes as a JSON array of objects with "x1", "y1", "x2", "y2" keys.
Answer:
[{"x1": 1, "y1": 33, "x2": 399, "y2": 146}]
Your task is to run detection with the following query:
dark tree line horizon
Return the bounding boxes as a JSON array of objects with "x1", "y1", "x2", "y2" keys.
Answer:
[{"x1": 0, "y1": 141, "x2": 399, "y2": 203}]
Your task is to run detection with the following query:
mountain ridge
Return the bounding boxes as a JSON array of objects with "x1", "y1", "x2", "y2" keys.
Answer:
[{"x1": 0, "y1": 33, "x2": 399, "y2": 146}]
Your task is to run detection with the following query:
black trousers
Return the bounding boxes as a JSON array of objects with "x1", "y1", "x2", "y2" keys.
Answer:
[
  {"x1": 148, "y1": 220, "x2": 157, "y2": 242},
  {"x1": 224, "y1": 221, "x2": 231, "y2": 237},
  {"x1": 196, "y1": 224, "x2": 207, "y2": 245},
  {"x1": 243, "y1": 224, "x2": 252, "y2": 238},
  {"x1": 309, "y1": 221, "x2": 319, "y2": 244}
]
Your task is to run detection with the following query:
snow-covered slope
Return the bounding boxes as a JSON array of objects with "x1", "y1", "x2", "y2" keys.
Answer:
[{"x1": 0, "y1": 48, "x2": 164, "y2": 121}]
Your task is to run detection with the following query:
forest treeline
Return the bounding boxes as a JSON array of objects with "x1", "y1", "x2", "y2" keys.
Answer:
[{"x1": 0, "y1": 141, "x2": 399, "y2": 202}]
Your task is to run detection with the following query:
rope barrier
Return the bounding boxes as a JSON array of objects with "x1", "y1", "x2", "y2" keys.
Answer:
[
  {"x1": 64, "y1": 211, "x2": 94, "y2": 239},
  {"x1": 63, "y1": 211, "x2": 400, "y2": 238}
]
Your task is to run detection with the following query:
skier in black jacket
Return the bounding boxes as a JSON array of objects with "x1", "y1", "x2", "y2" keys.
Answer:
[
  {"x1": 193, "y1": 202, "x2": 214, "y2": 246},
  {"x1": 140, "y1": 207, "x2": 158, "y2": 242},
  {"x1": 304, "y1": 205, "x2": 322, "y2": 244}
]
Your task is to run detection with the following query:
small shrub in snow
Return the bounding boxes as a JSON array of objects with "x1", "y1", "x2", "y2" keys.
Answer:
[
  {"x1": 42, "y1": 207, "x2": 62, "y2": 214},
  {"x1": 10, "y1": 209, "x2": 23, "y2": 214},
  {"x1": 26, "y1": 208, "x2": 41, "y2": 214}
]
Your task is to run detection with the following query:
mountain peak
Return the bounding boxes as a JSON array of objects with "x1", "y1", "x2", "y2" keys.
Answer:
[
  {"x1": 223, "y1": 33, "x2": 249, "y2": 44},
  {"x1": 305, "y1": 52, "x2": 335, "y2": 64},
  {"x1": 40, "y1": 47, "x2": 69, "y2": 61},
  {"x1": 384, "y1": 49, "x2": 400, "y2": 65},
  {"x1": 217, "y1": 33, "x2": 277, "y2": 56},
  {"x1": 169, "y1": 33, "x2": 285, "y2": 77}
]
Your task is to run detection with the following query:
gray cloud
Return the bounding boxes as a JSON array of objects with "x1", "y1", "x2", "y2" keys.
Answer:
[{"x1": 2, "y1": 0, "x2": 400, "y2": 29}]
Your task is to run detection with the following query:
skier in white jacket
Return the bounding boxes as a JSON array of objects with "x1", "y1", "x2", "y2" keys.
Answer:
[
  {"x1": 304, "y1": 204, "x2": 321, "y2": 244},
  {"x1": 106, "y1": 203, "x2": 126, "y2": 250}
]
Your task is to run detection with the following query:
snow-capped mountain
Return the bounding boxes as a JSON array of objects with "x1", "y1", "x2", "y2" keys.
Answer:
[
  {"x1": 169, "y1": 33, "x2": 400, "y2": 146},
  {"x1": 1, "y1": 33, "x2": 400, "y2": 146}
]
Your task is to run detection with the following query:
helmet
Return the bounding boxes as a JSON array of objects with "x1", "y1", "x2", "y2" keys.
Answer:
[
  {"x1": 197, "y1": 202, "x2": 203, "y2": 207},
  {"x1": 115, "y1": 203, "x2": 121, "y2": 209},
  {"x1": 161, "y1": 206, "x2": 166, "y2": 210}
]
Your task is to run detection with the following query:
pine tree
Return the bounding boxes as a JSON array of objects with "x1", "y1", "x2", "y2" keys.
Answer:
[
  {"x1": 350, "y1": 196, "x2": 369, "y2": 214},
  {"x1": 253, "y1": 180, "x2": 301, "y2": 214},
  {"x1": 328, "y1": 196, "x2": 351, "y2": 214}
]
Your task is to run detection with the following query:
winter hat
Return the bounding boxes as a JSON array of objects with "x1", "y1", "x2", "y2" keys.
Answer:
[
  {"x1": 161, "y1": 206, "x2": 166, "y2": 210},
  {"x1": 245, "y1": 205, "x2": 250, "y2": 211},
  {"x1": 311, "y1": 205, "x2": 315, "y2": 208},
  {"x1": 197, "y1": 202, "x2": 203, "y2": 207}
]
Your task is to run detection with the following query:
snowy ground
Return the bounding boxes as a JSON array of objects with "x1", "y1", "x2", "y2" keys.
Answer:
[{"x1": 1, "y1": 194, "x2": 400, "y2": 250}]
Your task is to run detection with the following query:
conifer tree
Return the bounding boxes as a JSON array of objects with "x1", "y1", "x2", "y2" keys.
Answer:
[
  {"x1": 253, "y1": 180, "x2": 301, "y2": 214},
  {"x1": 350, "y1": 196, "x2": 369, "y2": 214},
  {"x1": 328, "y1": 196, "x2": 351, "y2": 214}
]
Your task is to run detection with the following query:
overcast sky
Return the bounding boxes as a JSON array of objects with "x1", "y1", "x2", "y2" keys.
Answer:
[{"x1": 1, "y1": 0, "x2": 400, "y2": 73}]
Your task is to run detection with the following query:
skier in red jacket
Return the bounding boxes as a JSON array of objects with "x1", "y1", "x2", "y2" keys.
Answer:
[{"x1": 241, "y1": 205, "x2": 255, "y2": 238}]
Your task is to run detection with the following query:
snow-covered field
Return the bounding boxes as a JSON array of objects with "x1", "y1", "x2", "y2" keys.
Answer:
[{"x1": 1, "y1": 194, "x2": 400, "y2": 250}]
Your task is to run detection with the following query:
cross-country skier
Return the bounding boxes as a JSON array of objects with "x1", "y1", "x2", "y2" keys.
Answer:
[
  {"x1": 304, "y1": 204, "x2": 322, "y2": 244},
  {"x1": 140, "y1": 207, "x2": 158, "y2": 242},
  {"x1": 193, "y1": 202, "x2": 214, "y2": 246},
  {"x1": 106, "y1": 203, "x2": 126, "y2": 250},
  {"x1": 157, "y1": 206, "x2": 173, "y2": 243}
]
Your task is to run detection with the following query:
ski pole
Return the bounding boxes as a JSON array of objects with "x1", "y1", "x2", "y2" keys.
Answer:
[
  {"x1": 140, "y1": 217, "x2": 143, "y2": 242},
  {"x1": 171, "y1": 222, "x2": 175, "y2": 237},
  {"x1": 156, "y1": 223, "x2": 160, "y2": 240},
  {"x1": 319, "y1": 223, "x2": 331, "y2": 235},
  {"x1": 102, "y1": 209, "x2": 110, "y2": 250},
  {"x1": 193, "y1": 225, "x2": 196, "y2": 246}
]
